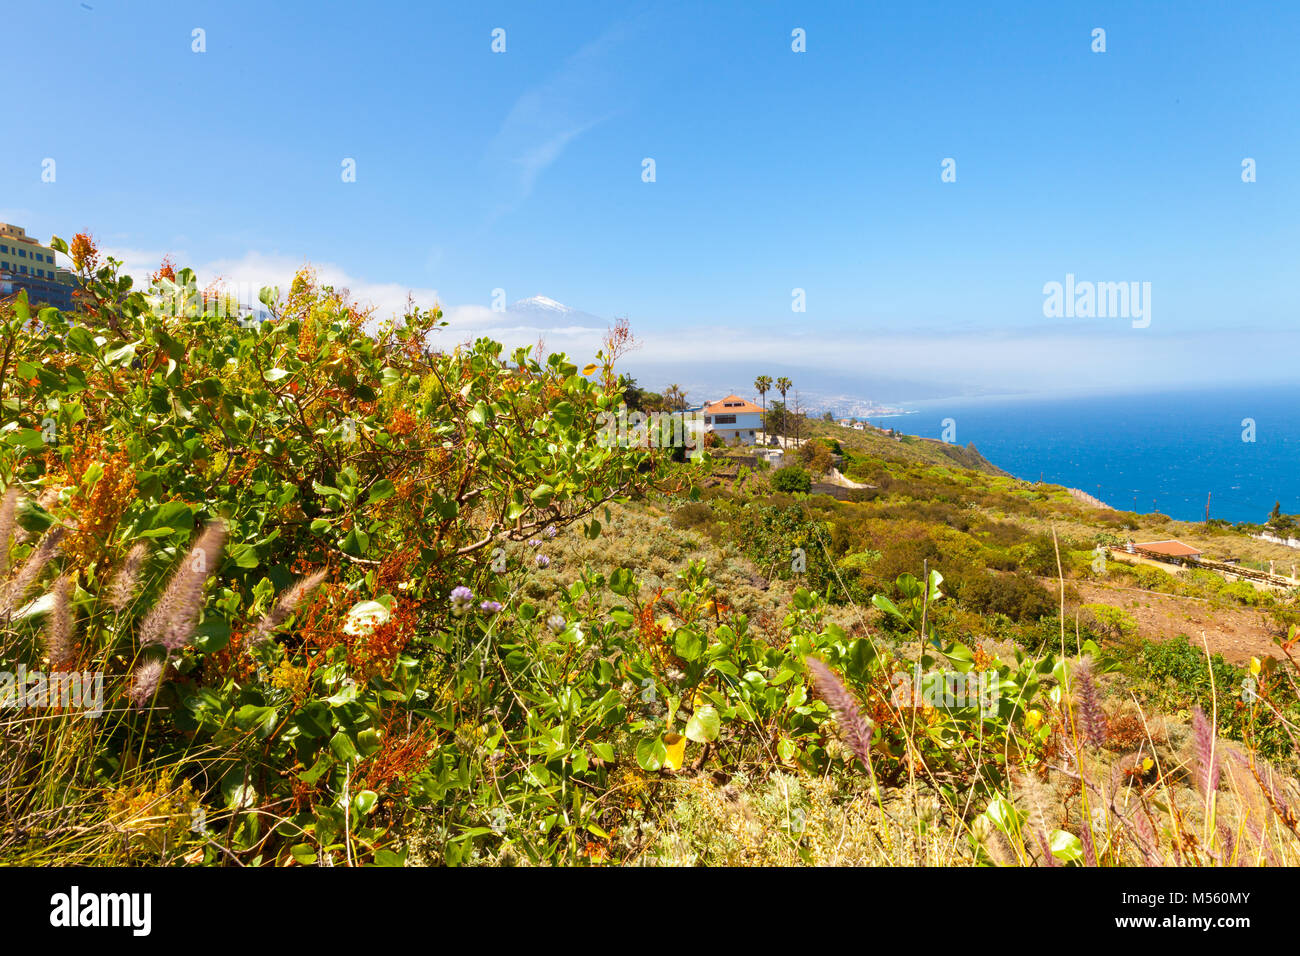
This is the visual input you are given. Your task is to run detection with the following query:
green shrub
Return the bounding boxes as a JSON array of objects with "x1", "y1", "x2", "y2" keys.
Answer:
[{"x1": 771, "y1": 465, "x2": 812, "y2": 494}]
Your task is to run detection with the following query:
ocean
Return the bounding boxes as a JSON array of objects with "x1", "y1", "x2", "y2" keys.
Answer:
[{"x1": 864, "y1": 386, "x2": 1300, "y2": 525}]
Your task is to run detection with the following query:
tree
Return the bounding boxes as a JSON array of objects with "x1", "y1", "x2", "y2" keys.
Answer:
[
  {"x1": 775, "y1": 376, "x2": 792, "y2": 446},
  {"x1": 754, "y1": 375, "x2": 772, "y2": 443},
  {"x1": 764, "y1": 400, "x2": 786, "y2": 438},
  {"x1": 798, "y1": 439, "x2": 833, "y2": 475},
  {"x1": 663, "y1": 383, "x2": 688, "y2": 411},
  {"x1": 1268, "y1": 501, "x2": 1296, "y2": 533},
  {"x1": 771, "y1": 464, "x2": 811, "y2": 493}
]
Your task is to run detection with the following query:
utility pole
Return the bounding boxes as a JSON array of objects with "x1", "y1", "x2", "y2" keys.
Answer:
[{"x1": 1205, "y1": 491, "x2": 1211, "y2": 526}]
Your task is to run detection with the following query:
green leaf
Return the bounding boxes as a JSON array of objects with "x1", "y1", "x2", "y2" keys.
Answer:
[
  {"x1": 635, "y1": 737, "x2": 667, "y2": 772},
  {"x1": 353, "y1": 790, "x2": 379, "y2": 815},
  {"x1": 529, "y1": 483, "x2": 555, "y2": 507},
  {"x1": 1049, "y1": 829, "x2": 1084, "y2": 864},
  {"x1": 289, "y1": 843, "x2": 317, "y2": 865},
  {"x1": 65, "y1": 327, "x2": 98, "y2": 354},
  {"x1": 263, "y1": 368, "x2": 290, "y2": 383},
  {"x1": 329, "y1": 731, "x2": 360, "y2": 763},
  {"x1": 673, "y1": 627, "x2": 705, "y2": 662},
  {"x1": 871, "y1": 594, "x2": 904, "y2": 620},
  {"x1": 367, "y1": 479, "x2": 396, "y2": 503},
  {"x1": 684, "y1": 704, "x2": 720, "y2": 743},
  {"x1": 340, "y1": 526, "x2": 370, "y2": 556},
  {"x1": 356, "y1": 728, "x2": 382, "y2": 757}
]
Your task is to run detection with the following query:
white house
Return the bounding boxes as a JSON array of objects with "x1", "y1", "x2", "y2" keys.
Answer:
[{"x1": 698, "y1": 394, "x2": 765, "y2": 445}]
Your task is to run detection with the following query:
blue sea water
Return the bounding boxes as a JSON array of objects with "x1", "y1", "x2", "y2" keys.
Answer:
[{"x1": 865, "y1": 386, "x2": 1300, "y2": 525}]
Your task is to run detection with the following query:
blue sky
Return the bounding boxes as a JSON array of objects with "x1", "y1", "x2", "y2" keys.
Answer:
[{"x1": 4, "y1": 0, "x2": 1298, "y2": 403}]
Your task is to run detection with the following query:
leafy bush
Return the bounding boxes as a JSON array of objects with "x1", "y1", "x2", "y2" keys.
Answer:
[
  {"x1": 0, "y1": 247, "x2": 675, "y2": 864},
  {"x1": 771, "y1": 465, "x2": 811, "y2": 494},
  {"x1": 953, "y1": 569, "x2": 1056, "y2": 623}
]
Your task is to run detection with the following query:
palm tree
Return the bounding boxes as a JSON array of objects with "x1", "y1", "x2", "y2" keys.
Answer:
[
  {"x1": 663, "y1": 383, "x2": 687, "y2": 411},
  {"x1": 775, "y1": 376, "x2": 792, "y2": 447},
  {"x1": 754, "y1": 375, "x2": 771, "y2": 444}
]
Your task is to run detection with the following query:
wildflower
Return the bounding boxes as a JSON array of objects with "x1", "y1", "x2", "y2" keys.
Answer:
[
  {"x1": 343, "y1": 600, "x2": 391, "y2": 636},
  {"x1": 1072, "y1": 658, "x2": 1108, "y2": 748},
  {"x1": 44, "y1": 575, "x2": 74, "y2": 669},
  {"x1": 106, "y1": 542, "x2": 149, "y2": 613},
  {"x1": 138, "y1": 522, "x2": 226, "y2": 653},
  {"x1": 804, "y1": 656, "x2": 875, "y2": 781},
  {"x1": 527, "y1": 538, "x2": 542, "y2": 548},
  {"x1": 69, "y1": 233, "x2": 99, "y2": 272},
  {"x1": 1192, "y1": 705, "x2": 1220, "y2": 797},
  {"x1": 543, "y1": 524, "x2": 557, "y2": 539},
  {"x1": 0, "y1": 485, "x2": 19, "y2": 577},
  {"x1": 449, "y1": 586, "x2": 474, "y2": 616},
  {"x1": 546, "y1": 614, "x2": 566, "y2": 634},
  {"x1": 271, "y1": 661, "x2": 311, "y2": 701},
  {"x1": 0, "y1": 526, "x2": 65, "y2": 617},
  {"x1": 127, "y1": 658, "x2": 166, "y2": 709},
  {"x1": 534, "y1": 554, "x2": 550, "y2": 569},
  {"x1": 479, "y1": 600, "x2": 502, "y2": 616},
  {"x1": 251, "y1": 567, "x2": 327, "y2": 643}
]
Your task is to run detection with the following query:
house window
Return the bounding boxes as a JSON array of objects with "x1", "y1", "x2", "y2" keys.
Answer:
[
  {"x1": 0, "y1": 245, "x2": 7, "y2": 253},
  {"x1": 714, "y1": 414, "x2": 737, "y2": 424},
  {"x1": 19, "y1": 249, "x2": 26, "y2": 258}
]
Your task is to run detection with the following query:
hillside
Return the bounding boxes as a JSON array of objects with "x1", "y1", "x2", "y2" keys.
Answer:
[{"x1": 1, "y1": 247, "x2": 1297, "y2": 869}]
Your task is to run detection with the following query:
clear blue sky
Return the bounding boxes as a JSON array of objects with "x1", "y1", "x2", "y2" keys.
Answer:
[{"x1": 4, "y1": 0, "x2": 1297, "y2": 400}]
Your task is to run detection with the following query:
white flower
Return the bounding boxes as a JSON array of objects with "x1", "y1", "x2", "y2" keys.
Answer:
[{"x1": 343, "y1": 600, "x2": 391, "y2": 636}]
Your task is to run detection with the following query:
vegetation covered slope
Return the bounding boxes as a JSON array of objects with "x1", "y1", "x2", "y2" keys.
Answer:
[{"x1": 1, "y1": 241, "x2": 1297, "y2": 867}]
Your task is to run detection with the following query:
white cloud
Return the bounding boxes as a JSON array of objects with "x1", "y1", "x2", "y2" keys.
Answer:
[
  {"x1": 102, "y1": 246, "x2": 440, "y2": 321},
  {"x1": 483, "y1": 23, "x2": 631, "y2": 219}
]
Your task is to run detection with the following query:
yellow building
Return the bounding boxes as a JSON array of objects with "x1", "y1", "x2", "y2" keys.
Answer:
[{"x1": 0, "y1": 222, "x2": 76, "y2": 309}]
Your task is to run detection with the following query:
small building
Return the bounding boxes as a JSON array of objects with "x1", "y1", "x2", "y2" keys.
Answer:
[
  {"x1": 700, "y1": 394, "x2": 764, "y2": 445},
  {"x1": 1132, "y1": 540, "x2": 1203, "y2": 562},
  {"x1": 0, "y1": 223, "x2": 76, "y2": 311}
]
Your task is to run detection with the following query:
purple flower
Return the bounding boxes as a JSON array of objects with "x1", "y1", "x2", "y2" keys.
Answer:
[
  {"x1": 527, "y1": 538, "x2": 542, "y2": 548},
  {"x1": 547, "y1": 614, "x2": 566, "y2": 634},
  {"x1": 449, "y1": 586, "x2": 474, "y2": 616},
  {"x1": 479, "y1": 600, "x2": 503, "y2": 616},
  {"x1": 543, "y1": 524, "x2": 557, "y2": 539},
  {"x1": 535, "y1": 554, "x2": 551, "y2": 569}
]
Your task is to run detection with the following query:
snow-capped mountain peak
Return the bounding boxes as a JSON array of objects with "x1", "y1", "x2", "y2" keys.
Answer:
[{"x1": 512, "y1": 295, "x2": 573, "y2": 314}]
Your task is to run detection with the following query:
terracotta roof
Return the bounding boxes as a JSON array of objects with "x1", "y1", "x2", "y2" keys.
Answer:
[
  {"x1": 703, "y1": 394, "x2": 762, "y2": 415},
  {"x1": 1133, "y1": 540, "x2": 1202, "y2": 557}
]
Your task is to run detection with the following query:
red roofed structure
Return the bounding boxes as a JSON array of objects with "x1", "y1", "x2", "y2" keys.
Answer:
[{"x1": 1132, "y1": 540, "x2": 1203, "y2": 559}]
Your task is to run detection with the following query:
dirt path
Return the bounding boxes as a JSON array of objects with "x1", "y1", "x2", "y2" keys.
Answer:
[{"x1": 1065, "y1": 580, "x2": 1285, "y2": 666}]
